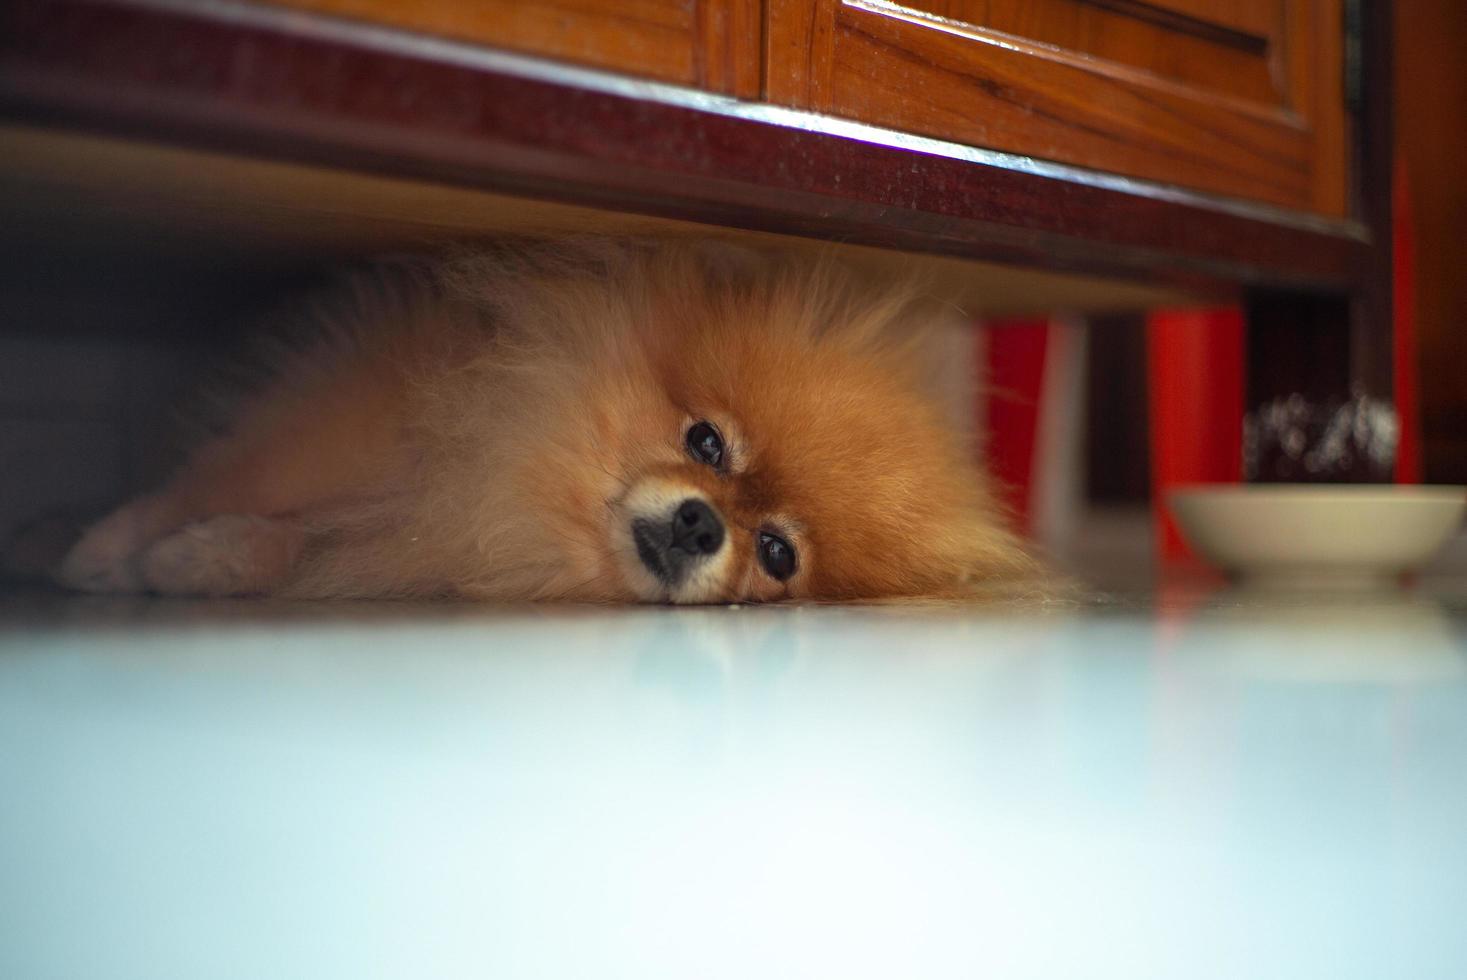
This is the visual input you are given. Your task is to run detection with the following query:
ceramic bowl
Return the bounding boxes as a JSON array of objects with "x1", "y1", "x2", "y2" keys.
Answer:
[{"x1": 1167, "y1": 484, "x2": 1466, "y2": 586}]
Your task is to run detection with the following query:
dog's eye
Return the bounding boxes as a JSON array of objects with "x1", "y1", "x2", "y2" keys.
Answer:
[
  {"x1": 685, "y1": 421, "x2": 724, "y2": 469},
  {"x1": 757, "y1": 532, "x2": 796, "y2": 581}
]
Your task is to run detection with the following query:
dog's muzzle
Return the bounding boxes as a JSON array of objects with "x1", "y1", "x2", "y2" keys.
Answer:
[{"x1": 631, "y1": 498, "x2": 725, "y2": 586}]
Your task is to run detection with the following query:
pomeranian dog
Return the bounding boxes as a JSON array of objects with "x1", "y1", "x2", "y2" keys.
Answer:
[{"x1": 56, "y1": 240, "x2": 1030, "y2": 603}]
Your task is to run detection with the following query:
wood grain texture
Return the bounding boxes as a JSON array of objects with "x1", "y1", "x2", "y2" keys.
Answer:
[
  {"x1": 1126, "y1": 0, "x2": 1277, "y2": 39},
  {"x1": 264, "y1": 0, "x2": 762, "y2": 95},
  {"x1": 772, "y1": 0, "x2": 1348, "y2": 214},
  {"x1": 931, "y1": 0, "x2": 1277, "y2": 99},
  {"x1": 1072, "y1": 1, "x2": 1269, "y2": 52},
  {"x1": 697, "y1": 0, "x2": 764, "y2": 98},
  {"x1": 1292, "y1": 0, "x2": 1347, "y2": 216},
  {"x1": 0, "y1": 0, "x2": 1372, "y2": 294},
  {"x1": 764, "y1": 0, "x2": 839, "y2": 106}
]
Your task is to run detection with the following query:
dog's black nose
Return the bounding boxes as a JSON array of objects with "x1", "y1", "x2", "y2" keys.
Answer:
[{"x1": 670, "y1": 499, "x2": 724, "y2": 555}]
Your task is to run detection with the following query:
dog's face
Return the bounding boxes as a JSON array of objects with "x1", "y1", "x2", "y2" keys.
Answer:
[
  {"x1": 494, "y1": 249, "x2": 1025, "y2": 603},
  {"x1": 585, "y1": 297, "x2": 1021, "y2": 604}
]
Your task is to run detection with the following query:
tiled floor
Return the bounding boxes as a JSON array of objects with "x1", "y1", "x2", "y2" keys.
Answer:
[{"x1": 2, "y1": 579, "x2": 1465, "y2": 979}]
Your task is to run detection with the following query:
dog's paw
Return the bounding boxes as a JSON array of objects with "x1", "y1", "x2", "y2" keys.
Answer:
[
  {"x1": 55, "y1": 504, "x2": 154, "y2": 593},
  {"x1": 140, "y1": 515, "x2": 301, "y2": 597}
]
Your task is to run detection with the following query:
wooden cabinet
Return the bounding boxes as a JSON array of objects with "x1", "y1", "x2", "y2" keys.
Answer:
[
  {"x1": 265, "y1": 0, "x2": 1352, "y2": 216},
  {"x1": 766, "y1": 0, "x2": 1348, "y2": 214},
  {"x1": 273, "y1": 0, "x2": 764, "y2": 96}
]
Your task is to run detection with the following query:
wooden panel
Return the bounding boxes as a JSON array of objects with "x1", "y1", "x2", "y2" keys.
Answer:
[
  {"x1": 267, "y1": 0, "x2": 763, "y2": 97},
  {"x1": 1120, "y1": 0, "x2": 1277, "y2": 38},
  {"x1": 950, "y1": 0, "x2": 1279, "y2": 103},
  {"x1": 768, "y1": 0, "x2": 1349, "y2": 215}
]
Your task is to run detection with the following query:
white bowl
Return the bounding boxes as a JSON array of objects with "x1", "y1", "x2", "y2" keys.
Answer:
[{"x1": 1167, "y1": 485, "x2": 1466, "y2": 586}]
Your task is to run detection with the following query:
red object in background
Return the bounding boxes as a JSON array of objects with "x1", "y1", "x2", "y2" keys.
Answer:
[
  {"x1": 1394, "y1": 157, "x2": 1422, "y2": 484},
  {"x1": 1146, "y1": 309, "x2": 1245, "y2": 562},
  {"x1": 982, "y1": 318, "x2": 1050, "y2": 534}
]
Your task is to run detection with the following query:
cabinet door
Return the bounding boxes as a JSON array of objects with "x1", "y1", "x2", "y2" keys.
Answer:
[
  {"x1": 271, "y1": 0, "x2": 762, "y2": 96},
  {"x1": 766, "y1": 0, "x2": 1349, "y2": 215}
]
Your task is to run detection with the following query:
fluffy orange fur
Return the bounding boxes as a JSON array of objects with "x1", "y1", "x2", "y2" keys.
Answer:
[{"x1": 58, "y1": 240, "x2": 1032, "y2": 602}]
